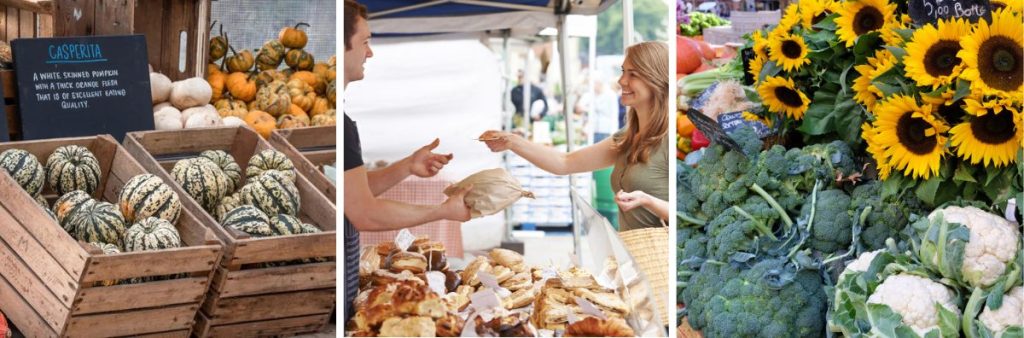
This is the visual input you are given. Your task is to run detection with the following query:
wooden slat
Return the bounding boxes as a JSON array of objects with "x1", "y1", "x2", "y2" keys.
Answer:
[
  {"x1": 92, "y1": 0, "x2": 131, "y2": 35},
  {"x1": 228, "y1": 232, "x2": 335, "y2": 266},
  {"x1": 73, "y1": 277, "x2": 207, "y2": 314},
  {"x1": 133, "y1": 0, "x2": 162, "y2": 72},
  {"x1": 36, "y1": 11, "x2": 51, "y2": 36},
  {"x1": 52, "y1": 0, "x2": 94, "y2": 36},
  {"x1": 0, "y1": 169, "x2": 88, "y2": 280},
  {"x1": 0, "y1": 232, "x2": 70, "y2": 332},
  {"x1": 0, "y1": 273, "x2": 60, "y2": 338},
  {"x1": 6, "y1": 7, "x2": 18, "y2": 38},
  {"x1": 203, "y1": 313, "x2": 329, "y2": 338},
  {"x1": 272, "y1": 127, "x2": 336, "y2": 149},
  {"x1": 0, "y1": 6, "x2": 8, "y2": 40},
  {"x1": 127, "y1": 128, "x2": 239, "y2": 156},
  {"x1": 2, "y1": 70, "x2": 16, "y2": 99},
  {"x1": 88, "y1": 135, "x2": 118, "y2": 199},
  {"x1": 0, "y1": 0, "x2": 53, "y2": 14},
  {"x1": 82, "y1": 245, "x2": 219, "y2": 283},
  {"x1": 304, "y1": 150, "x2": 336, "y2": 166},
  {"x1": 17, "y1": 6, "x2": 32, "y2": 37},
  {"x1": 132, "y1": 329, "x2": 190, "y2": 338},
  {"x1": 213, "y1": 262, "x2": 335, "y2": 298},
  {"x1": 202, "y1": 289, "x2": 334, "y2": 325},
  {"x1": 65, "y1": 304, "x2": 197, "y2": 338},
  {"x1": 268, "y1": 128, "x2": 336, "y2": 204}
]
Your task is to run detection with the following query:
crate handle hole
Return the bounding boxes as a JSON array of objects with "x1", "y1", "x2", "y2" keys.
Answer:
[{"x1": 179, "y1": 31, "x2": 188, "y2": 73}]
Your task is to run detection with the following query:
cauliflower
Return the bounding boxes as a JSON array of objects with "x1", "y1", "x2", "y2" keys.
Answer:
[
  {"x1": 914, "y1": 206, "x2": 1022, "y2": 288},
  {"x1": 843, "y1": 249, "x2": 884, "y2": 275},
  {"x1": 977, "y1": 286, "x2": 1024, "y2": 337},
  {"x1": 867, "y1": 274, "x2": 962, "y2": 337}
]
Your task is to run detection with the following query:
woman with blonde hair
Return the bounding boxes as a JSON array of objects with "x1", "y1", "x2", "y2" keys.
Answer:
[{"x1": 481, "y1": 41, "x2": 669, "y2": 230}]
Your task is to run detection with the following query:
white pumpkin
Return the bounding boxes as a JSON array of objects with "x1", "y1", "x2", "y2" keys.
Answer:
[
  {"x1": 222, "y1": 116, "x2": 246, "y2": 127},
  {"x1": 150, "y1": 73, "x2": 172, "y2": 104},
  {"x1": 184, "y1": 111, "x2": 223, "y2": 128},
  {"x1": 154, "y1": 105, "x2": 182, "y2": 121},
  {"x1": 169, "y1": 77, "x2": 212, "y2": 110},
  {"x1": 154, "y1": 112, "x2": 183, "y2": 130},
  {"x1": 180, "y1": 104, "x2": 217, "y2": 124},
  {"x1": 153, "y1": 101, "x2": 173, "y2": 112}
]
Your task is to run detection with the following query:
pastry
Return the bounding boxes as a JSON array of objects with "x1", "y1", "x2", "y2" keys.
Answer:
[
  {"x1": 565, "y1": 316, "x2": 636, "y2": 337},
  {"x1": 444, "y1": 270, "x2": 462, "y2": 292},
  {"x1": 388, "y1": 251, "x2": 428, "y2": 274},
  {"x1": 443, "y1": 290, "x2": 471, "y2": 312},
  {"x1": 435, "y1": 313, "x2": 465, "y2": 337},
  {"x1": 379, "y1": 316, "x2": 436, "y2": 337},
  {"x1": 500, "y1": 272, "x2": 532, "y2": 291},
  {"x1": 489, "y1": 248, "x2": 524, "y2": 269},
  {"x1": 359, "y1": 245, "x2": 381, "y2": 277},
  {"x1": 415, "y1": 298, "x2": 448, "y2": 318},
  {"x1": 371, "y1": 269, "x2": 424, "y2": 286},
  {"x1": 490, "y1": 265, "x2": 515, "y2": 283},
  {"x1": 419, "y1": 243, "x2": 447, "y2": 271},
  {"x1": 377, "y1": 241, "x2": 399, "y2": 257},
  {"x1": 461, "y1": 256, "x2": 491, "y2": 286},
  {"x1": 574, "y1": 288, "x2": 630, "y2": 316},
  {"x1": 503, "y1": 288, "x2": 536, "y2": 309}
]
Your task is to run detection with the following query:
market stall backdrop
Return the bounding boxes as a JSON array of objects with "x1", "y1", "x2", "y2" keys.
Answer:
[
  {"x1": 211, "y1": 0, "x2": 336, "y2": 60},
  {"x1": 345, "y1": 36, "x2": 507, "y2": 251}
]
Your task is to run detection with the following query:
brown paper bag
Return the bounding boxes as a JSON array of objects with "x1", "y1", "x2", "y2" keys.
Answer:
[{"x1": 443, "y1": 168, "x2": 534, "y2": 218}]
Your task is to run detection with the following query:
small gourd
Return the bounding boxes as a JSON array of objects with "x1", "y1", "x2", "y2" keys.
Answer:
[
  {"x1": 225, "y1": 48, "x2": 254, "y2": 73},
  {"x1": 256, "y1": 40, "x2": 286, "y2": 71},
  {"x1": 45, "y1": 145, "x2": 102, "y2": 196},
  {"x1": 278, "y1": 23, "x2": 310, "y2": 49},
  {"x1": 246, "y1": 149, "x2": 297, "y2": 181},
  {"x1": 285, "y1": 49, "x2": 315, "y2": 71},
  {"x1": 243, "y1": 111, "x2": 277, "y2": 138},
  {"x1": 0, "y1": 149, "x2": 45, "y2": 196},
  {"x1": 124, "y1": 217, "x2": 182, "y2": 251},
  {"x1": 226, "y1": 72, "x2": 257, "y2": 102},
  {"x1": 254, "y1": 80, "x2": 291, "y2": 117}
]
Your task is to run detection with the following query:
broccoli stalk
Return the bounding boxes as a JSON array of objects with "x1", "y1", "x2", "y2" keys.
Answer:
[{"x1": 750, "y1": 183, "x2": 794, "y2": 229}]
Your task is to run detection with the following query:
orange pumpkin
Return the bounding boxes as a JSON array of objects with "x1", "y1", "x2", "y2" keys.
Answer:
[
  {"x1": 277, "y1": 113, "x2": 310, "y2": 129},
  {"x1": 285, "y1": 49, "x2": 315, "y2": 71},
  {"x1": 226, "y1": 72, "x2": 257, "y2": 102},
  {"x1": 309, "y1": 97, "x2": 330, "y2": 116},
  {"x1": 226, "y1": 49, "x2": 254, "y2": 73},
  {"x1": 286, "y1": 79, "x2": 314, "y2": 111},
  {"x1": 207, "y1": 63, "x2": 223, "y2": 77},
  {"x1": 278, "y1": 23, "x2": 310, "y2": 49},
  {"x1": 244, "y1": 111, "x2": 277, "y2": 138},
  {"x1": 291, "y1": 71, "x2": 325, "y2": 94},
  {"x1": 214, "y1": 98, "x2": 247, "y2": 118},
  {"x1": 312, "y1": 63, "x2": 330, "y2": 80},
  {"x1": 207, "y1": 71, "x2": 227, "y2": 101},
  {"x1": 286, "y1": 104, "x2": 308, "y2": 118}
]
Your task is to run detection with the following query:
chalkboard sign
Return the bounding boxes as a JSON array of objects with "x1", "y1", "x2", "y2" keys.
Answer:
[
  {"x1": 0, "y1": 82, "x2": 7, "y2": 142},
  {"x1": 718, "y1": 111, "x2": 774, "y2": 138},
  {"x1": 686, "y1": 108, "x2": 745, "y2": 155},
  {"x1": 909, "y1": 0, "x2": 991, "y2": 24},
  {"x1": 12, "y1": 35, "x2": 153, "y2": 141}
]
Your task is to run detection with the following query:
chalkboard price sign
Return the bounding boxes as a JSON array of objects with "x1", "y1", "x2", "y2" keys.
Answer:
[
  {"x1": 12, "y1": 35, "x2": 153, "y2": 141},
  {"x1": 718, "y1": 111, "x2": 775, "y2": 139},
  {"x1": 909, "y1": 0, "x2": 991, "y2": 24},
  {"x1": 685, "y1": 108, "x2": 745, "y2": 155}
]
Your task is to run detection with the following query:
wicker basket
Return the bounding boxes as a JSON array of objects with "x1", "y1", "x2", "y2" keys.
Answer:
[{"x1": 619, "y1": 225, "x2": 671, "y2": 325}]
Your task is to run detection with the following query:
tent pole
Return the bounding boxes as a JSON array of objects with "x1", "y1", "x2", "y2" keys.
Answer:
[
  {"x1": 623, "y1": 0, "x2": 635, "y2": 46},
  {"x1": 558, "y1": 13, "x2": 581, "y2": 260},
  {"x1": 501, "y1": 29, "x2": 515, "y2": 244}
]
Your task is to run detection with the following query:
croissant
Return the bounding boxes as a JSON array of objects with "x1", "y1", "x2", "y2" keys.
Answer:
[
  {"x1": 387, "y1": 251, "x2": 428, "y2": 274},
  {"x1": 565, "y1": 316, "x2": 636, "y2": 337}
]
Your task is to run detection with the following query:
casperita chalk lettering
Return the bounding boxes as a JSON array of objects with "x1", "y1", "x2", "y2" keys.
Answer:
[{"x1": 47, "y1": 44, "x2": 103, "y2": 60}]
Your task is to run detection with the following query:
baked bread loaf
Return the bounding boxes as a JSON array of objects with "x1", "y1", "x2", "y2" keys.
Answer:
[
  {"x1": 565, "y1": 316, "x2": 636, "y2": 337},
  {"x1": 461, "y1": 256, "x2": 491, "y2": 286},
  {"x1": 388, "y1": 251, "x2": 428, "y2": 274},
  {"x1": 379, "y1": 316, "x2": 436, "y2": 337}
]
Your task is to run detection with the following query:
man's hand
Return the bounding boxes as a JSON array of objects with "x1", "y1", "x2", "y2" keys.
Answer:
[
  {"x1": 409, "y1": 138, "x2": 453, "y2": 178},
  {"x1": 440, "y1": 184, "x2": 473, "y2": 222},
  {"x1": 615, "y1": 190, "x2": 649, "y2": 212}
]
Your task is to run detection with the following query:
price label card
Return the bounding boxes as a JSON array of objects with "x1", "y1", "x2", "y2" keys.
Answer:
[
  {"x1": 718, "y1": 111, "x2": 774, "y2": 139},
  {"x1": 686, "y1": 108, "x2": 745, "y2": 155},
  {"x1": 426, "y1": 271, "x2": 447, "y2": 296},
  {"x1": 575, "y1": 296, "x2": 609, "y2": 320},
  {"x1": 470, "y1": 289, "x2": 502, "y2": 312},
  {"x1": 909, "y1": 0, "x2": 991, "y2": 24},
  {"x1": 394, "y1": 229, "x2": 415, "y2": 251},
  {"x1": 1006, "y1": 198, "x2": 1018, "y2": 223},
  {"x1": 477, "y1": 271, "x2": 511, "y2": 298}
]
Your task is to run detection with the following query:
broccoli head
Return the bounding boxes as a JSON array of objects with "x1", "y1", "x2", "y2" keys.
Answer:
[
  {"x1": 799, "y1": 189, "x2": 853, "y2": 254},
  {"x1": 850, "y1": 181, "x2": 916, "y2": 250},
  {"x1": 682, "y1": 258, "x2": 828, "y2": 338}
]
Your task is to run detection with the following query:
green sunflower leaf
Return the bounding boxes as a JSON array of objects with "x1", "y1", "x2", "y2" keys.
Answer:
[
  {"x1": 953, "y1": 165, "x2": 977, "y2": 183},
  {"x1": 813, "y1": 14, "x2": 838, "y2": 31},
  {"x1": 953, "y1": 80, "x2": 972, "y2": 102},
  {"x1": 884, "y1": 46, "x2": 908, "y2": 60},
  {"x1": 917, "y1": 176, "x2": 942, "y2": 206}
]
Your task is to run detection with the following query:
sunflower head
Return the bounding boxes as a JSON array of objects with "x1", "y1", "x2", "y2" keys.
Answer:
[
  {"x1": 749, "y1": 54, "x2": 767, "y2": 83},
  {"x1": 772, "y1": 4, "x2": 803, "y2": 37},
  {"x1": 990, "y1": 0, "x2": 1024, "y2": 14},
  {"x1": 904, "y1": 18, "x2": 972, "y2": 89},
  {"x1": 800, "y1": 0, "x2": 840, "y2": 30},
  {"x1": 751, "y1": 30, "x2": 770, "y2": 60},
  {"x1": 743, "y1": 110, "x2": 775, "y2": 127},
  {"x1": 836, "y1": 0, "x2": 897, "y2": 47},
  {"x1": 757, "y1": 76, "x2": 810, "y2": 120},
  {"x1": 768, "y1": 33, "x2": 812, "y2": 72},
  {"x1": 958, "y1": 8, "x2": 1024, "y2": 99},
  {"x1": 862, "y1": 122, "x2": 894, "y2": 179},
  {"x1": 869, "y1": 95, "x2": 949, "y2": 179},
  {"x1": 853, "y1": 50, "x2": 897, "y2": 112},
  {"x1": 950, "y1": 98, "x2": 1023, "y2": 167}
]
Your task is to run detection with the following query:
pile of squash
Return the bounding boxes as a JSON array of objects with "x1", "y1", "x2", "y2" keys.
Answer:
[{"x1": 207, "y1": 22, "x2": 337, "y2": 138}]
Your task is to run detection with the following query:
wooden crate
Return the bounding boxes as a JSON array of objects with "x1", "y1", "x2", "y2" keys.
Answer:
[
  {"x1": 0, "y1": 135, "x2": 223, "y2": 337},
  {"x1": 269, "y1": 127, "x2": 336, "y2": 204},
  {"x1": 122, "y1": 127, "x2": 336, "y2": 338},
  {"x1": 0, "y1": 0, "x2": 211, "y2": 80}
]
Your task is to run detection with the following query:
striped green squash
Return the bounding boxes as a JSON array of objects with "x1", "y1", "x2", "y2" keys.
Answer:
[
  {"x1": 124, "y1": 217, "x2": 181, "y2": 251},
  {"x1": 269, "y1": 213, "x2": 303, "y2": 236},
  {"x1": 45, "y1": 145, "x2": 102, "y2": 196},
  {"x1": 200, "y1": 150, "x2": 242, "y2": 192},
  {"x1": 171, "y1": 157, "x2": 231, "y2": 212},
  {"x1": 240, "y1": 170, "x2": 300, "y2": 216},
  {"x1": 70, "y1": 201, "x2": 126, "y2": 246},
  {"x1": 221, "y1": 205, "x2": 272, "y2": 237},
  {"x1": 246, "y1": 149, "x2": 296, "y2": 182},
  {"x1": 0, "y1": 149, "x2": 45, "y2": 196},
  {"x1": 53, "y1": 190, "x2": 94, "y2": 233},
  {"x1": 88, "y1": 242, "x2": 122, "y2": 286},
  {"x1": 299, "y1": 223, "x2": 321, "y2": 234},
  {"x1": 214, "y1": 193, "x2": 243, "y2": 222},
  {"x1": 119, "y1": 174, "x2": 182, "y2": 223}
]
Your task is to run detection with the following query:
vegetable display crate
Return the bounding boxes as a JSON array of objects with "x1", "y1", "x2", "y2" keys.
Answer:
[
  {"x1": 122, "y1": 127, "x2": 336, "y2": 338},
  {"x1": 0, "y1": 135, "x2": 223, "y2": 338},
  {"x1": 268, "y1": 126, "x2": 336, "y2": 204}
]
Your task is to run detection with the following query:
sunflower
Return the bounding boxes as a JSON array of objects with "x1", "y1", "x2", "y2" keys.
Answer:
[
  {"x1": 758, "y1": 76, "x2": 810, "y2": 119},
  {"x1": 772, "y1": 4, "x2": 802, "y2": 37},
  {"x1": 853, "y1": 50, "x2": 897, "y2": 112},
  {"x1": 958, "y1": 9, "x2": 1024, "y2": 99},
  {"x1": 950, "y1": 98, "x2": 1023, "y2": 167},
  {"x1": 904, "y1": 18, "x2": 972, "y2": 89},
  {"x1": 869, "y1": 95, "x2": 949, "y2": 179},
  {"x1": 751, "y1": 30, "x2": 770, "y2": 60},
  {"x1": 836, "y1": 0, "x2": 897, "y2": 47},
  {"x1": 862, "y1": 122, "x2": 894, "y2": 179},
  {"x1": 769, "y1": 33, "x2": 811, "y2": 71},
  {"x1": 990, "y1": 0, "x2": 1024, "y2": 14},
  {"x1": 931, "y1": 98, "x2": 968, "y2": 124},
  {"x1": 749, "y1": 55, "x2": 767, "y2": 83},
  {"x1": 800, "y1": 0, "x2": 840, "y2": 30},
  {"x1": 743, "y1": 110, "x2": 774, "y2": 127}
]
